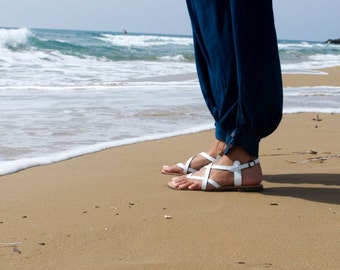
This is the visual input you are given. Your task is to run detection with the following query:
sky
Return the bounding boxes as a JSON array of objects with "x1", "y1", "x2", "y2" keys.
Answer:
[{"x1": 0, "y1": 0, "x2": 339, "y2": 41}]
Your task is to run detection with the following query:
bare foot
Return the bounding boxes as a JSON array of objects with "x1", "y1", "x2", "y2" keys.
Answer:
[
  {"x1": 161, "y1": 139, "x2": 226, "y2": 175},
  {"x1": 168, "y1": 146, "x2": 263, "y2": 191}
]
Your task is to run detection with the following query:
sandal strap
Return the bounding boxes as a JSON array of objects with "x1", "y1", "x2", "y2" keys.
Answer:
[
  {"x1": 186, "y1": 163, "x2": 221, "y2": 190},
  {"x1": 176, "y1": 152, "x2": 220, "y2": 174},
  {"x1": 211, "y1": 159, "x2": 260, "y2": 186},
  {"x1": 211, "y1": 159, "x2": 259, "y2": 172},
  {"x1": 202, "y1": 163, "x2": 221, "y2": 190},
  {"x1": 199, "y1": 152, "x2": 219, "y2": 163}
]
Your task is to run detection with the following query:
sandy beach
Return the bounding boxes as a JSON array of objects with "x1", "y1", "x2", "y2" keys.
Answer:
[{"x1": 0, "y1": 67, "x2": 340, "y2": 269}]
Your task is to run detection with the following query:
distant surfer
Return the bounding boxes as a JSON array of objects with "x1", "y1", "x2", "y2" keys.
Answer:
[{"x1": 123, "y1": 29, "x2": 127, "y2": 35}]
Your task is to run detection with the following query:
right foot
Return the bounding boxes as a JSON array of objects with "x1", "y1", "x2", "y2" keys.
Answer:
[
  {"x1": 169, "y1": 147, "x2": 263, "y2": 191},
  {"x1": 161, "y1": 139, "x2": 226, "y2": 175}
]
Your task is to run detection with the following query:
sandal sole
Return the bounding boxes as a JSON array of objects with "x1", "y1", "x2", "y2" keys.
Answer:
[{"x1": 167, "y1": 182, "x2": 263, "y2": 192}]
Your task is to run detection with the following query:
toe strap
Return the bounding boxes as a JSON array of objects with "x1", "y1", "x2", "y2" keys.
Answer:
[
  {"x1": 201, "y1": 163, "x2": 221, "y2": 190},
  {"x1": 186, "y1": 163, "x2": 221, "y2": 190},
  {"x1": 176, "y1": 152, "x2": 220, "y2": 174},
  {"x1": 177, "y1": 155, "x2": 196, "y2": 174}
]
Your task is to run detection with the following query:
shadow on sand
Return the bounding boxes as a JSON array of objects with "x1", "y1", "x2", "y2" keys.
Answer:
[{"x1": 263, "y1": 173, "x2": 340, "y2": 205}]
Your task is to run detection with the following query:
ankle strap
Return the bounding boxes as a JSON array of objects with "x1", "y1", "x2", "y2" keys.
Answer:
[
  {"x1": 211, "y1": 158, "x2": 260, "y2": 187},
  {"x1": 236, "y1": 158, "x2": 260, "y2": 170},
  {"x1": 234, "y1": 159, "x2": 259, "y2": 186}
]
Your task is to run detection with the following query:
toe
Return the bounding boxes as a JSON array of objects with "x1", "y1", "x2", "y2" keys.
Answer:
[
  {"x1": 170, "y1": 176, "x2": 202, "y2": 190},
  {"x1": 161, "y1": 165, "x2": 183, "y2": 175}
]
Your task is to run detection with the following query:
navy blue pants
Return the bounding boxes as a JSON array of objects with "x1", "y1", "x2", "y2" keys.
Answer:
[{"x1": 186, "y1": 0, "x2": 283, "y2": 157}]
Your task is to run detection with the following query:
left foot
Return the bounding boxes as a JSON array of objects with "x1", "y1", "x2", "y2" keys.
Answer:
[
  {"x1": 161, "y1": 139, "x2": 226, "y2": 175},
  {"x1": 168, "y1": 147, "x2": 263, "y2": 191}
]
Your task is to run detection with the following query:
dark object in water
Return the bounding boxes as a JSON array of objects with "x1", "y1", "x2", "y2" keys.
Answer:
[{"x1": 325, "y1": 38, "x2": 340, "y2": 44}]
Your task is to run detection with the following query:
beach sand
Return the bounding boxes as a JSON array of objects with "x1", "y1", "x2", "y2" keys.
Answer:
[{"x1": 0, "y1": 67, "x2": 339, "y2": 270}]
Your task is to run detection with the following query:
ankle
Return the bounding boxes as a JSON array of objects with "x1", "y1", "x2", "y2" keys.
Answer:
[
  {"x1": 226, "y1": 146, "x2": 257, "y2": 164},
  {"x1": 208, "y1": 139, "x2": 226, "y2": 157}
]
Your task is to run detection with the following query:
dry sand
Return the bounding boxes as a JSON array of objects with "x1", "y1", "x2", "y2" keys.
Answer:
[
  {"x1": 0, "y1": 67, "x2": 339, "y2": 269},
  {"x1": 282, "y1": 66, "x2": 340, "y2": 87}
]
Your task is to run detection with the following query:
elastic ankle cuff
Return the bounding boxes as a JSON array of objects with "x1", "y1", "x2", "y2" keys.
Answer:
[{"x1": 224, "y1": 128, "x2": 260, "y2": 157}]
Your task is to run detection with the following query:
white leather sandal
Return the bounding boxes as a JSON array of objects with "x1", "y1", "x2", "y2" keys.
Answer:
[{"x1": 168, "y1": 159, "x2": 263, "y2": 192}]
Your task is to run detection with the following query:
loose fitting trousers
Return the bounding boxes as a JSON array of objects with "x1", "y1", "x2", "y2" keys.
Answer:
[{"x1": 186, "y1": 0, "x2": 283, "y2": 157}]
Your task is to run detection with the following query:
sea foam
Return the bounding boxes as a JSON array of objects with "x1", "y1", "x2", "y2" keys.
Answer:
[
  {"x1": 97, "y1": 33, "x2": 193, "y2": 47},
  {"x1": 0, "y1": 27, "x2": 31, "y2": 48}
]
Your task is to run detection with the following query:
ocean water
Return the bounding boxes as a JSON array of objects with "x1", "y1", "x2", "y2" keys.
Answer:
[{"x1": 0, "y1": 27, "x2": 340, "y2": 175}]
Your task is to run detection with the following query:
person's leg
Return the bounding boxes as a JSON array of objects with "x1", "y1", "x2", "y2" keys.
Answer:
[
  {"x1": 161, "y1": 0, "x2": 231, "y2": 175},
  {"x1": 221, "y1": 0, "x2": 283, "y2": 157},
  {"x1": 170, "y1": 0, "x2": 283, "y2": 190},
  {"x1": 186, "y1": 0, "x2": 238, "y2": 143}
]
